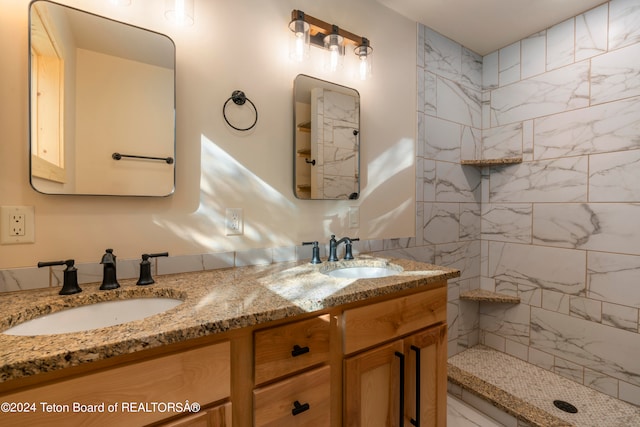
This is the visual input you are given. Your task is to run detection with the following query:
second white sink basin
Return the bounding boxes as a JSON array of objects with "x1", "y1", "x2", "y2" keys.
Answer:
[{"x1": 3, "y1": 298, "x2": 183, "y2": 336}]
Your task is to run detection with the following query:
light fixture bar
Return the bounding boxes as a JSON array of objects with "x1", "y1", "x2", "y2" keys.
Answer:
[{"x1": 290, "y1": 10, "x2": 369, "y2": 49}]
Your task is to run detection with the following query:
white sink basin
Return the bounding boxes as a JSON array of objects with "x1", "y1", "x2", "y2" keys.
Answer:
[
  {"x1": 325, "y1": 266, "x2": 401, "y2": 279},
  {"x1": 3, "y1": 298, "x2": 183, "y2": 336}
]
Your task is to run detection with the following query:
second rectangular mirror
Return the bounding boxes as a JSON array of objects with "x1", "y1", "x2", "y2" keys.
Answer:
[{"x1": 293, "y1": 75, "x2": 360, "y2": 200}]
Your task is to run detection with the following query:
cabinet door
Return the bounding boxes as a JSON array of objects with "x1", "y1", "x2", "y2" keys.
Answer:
[
  {"x1": 404, "y1": 324, "x2": 447, "y2": 427},
  {"x1": 344, "y1": 340, "x2": 405, "y2": 427}
]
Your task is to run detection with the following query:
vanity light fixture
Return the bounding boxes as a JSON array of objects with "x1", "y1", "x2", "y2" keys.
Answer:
[
  {"x1": 324, "y1": 25, "x2": 344, "y2": 72},
  {"x1": 355, "y1": 37, "x2": 373, "y2": 80},
  {"x1": 165, "y1": 0, "x2": 194, "y2": 26},
  {"x1": 110, "y1": 0, "x2": 131, "y2": 5},
  {"x1": 289, "y1": 9, "x2": 373, "y2": 79},
  {"x1": 289, "y1": 10, "x2": 310, "y2": 62}
]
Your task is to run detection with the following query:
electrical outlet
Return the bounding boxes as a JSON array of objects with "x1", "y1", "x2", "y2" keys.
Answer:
[
  {"x1": 10, "y1": 213, "x2": 25, "y2": 236},
  {"x1": 1, "y1": 206, "x2": 35, "y2": 244},
  {"x1": 225, "y1": 208, "x2": 244, "y2": 236}
]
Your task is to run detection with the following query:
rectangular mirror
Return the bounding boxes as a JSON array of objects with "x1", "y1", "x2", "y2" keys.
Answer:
[
  {"x1": 29, "y1": 0, "x2": 176, "y2": 196},
  {"x1": 293, "y1": 74, "x2": 360, "y2": 200}
]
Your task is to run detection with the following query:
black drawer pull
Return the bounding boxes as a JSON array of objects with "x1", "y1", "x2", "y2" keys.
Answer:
[
  {"x1": 292, "y1": 400, "x2": 310, "y2": 416},
  {"x1": 291, "y1": 344, "x2": 310, "y2": 357}
]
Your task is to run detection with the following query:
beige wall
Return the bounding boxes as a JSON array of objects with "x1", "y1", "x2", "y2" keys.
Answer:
[{"x1": 0, "y1": 0, "x2": 416, "y2": 268}]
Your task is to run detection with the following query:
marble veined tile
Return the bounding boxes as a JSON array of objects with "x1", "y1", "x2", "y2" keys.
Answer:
[
  {"x1": 602, "y1": 302, "x2": 638, "y2": 333},
  {"x1": 423, "y1": 115, "x2": 461, "y2": 162},
  {"x1": 521, "y1": 31, "x2": 546, "y2": 80},
  {"x1": 482, "y1": 50, "x2": 498, "y2": 90},
  {"x1": 422, "y1": 202, "x2": 459, "y2": 244},
  {"x1": 460, "y1": 126, "x2": 481, "y2": 161},
  {"x1": 575, "y1": 3, "x2": 608, "y2": 61},
  {"x1": 322, "y1": 146, "x2": 356, "y2": 177},
  {"x1": 482, "y1": 122, "x2": 522, "y2": 159},
  {"x1": 436, "y1": 161, "x2": 481, "y2": 202},
  {"x1": 489, "y1": 157, "x2": 588, "y2": 203},
  {"x1": 531, "y1": 307, "x2": 640, "y2": 387},
  {"x1": 533, "y1": 203, "x2": 640, "y2": 255},
  {"x1": 546, "y1": 18, "x2": 574, "y2": 71},
  {"x1": 0, "y1": 267, "x2": 49, "y2": 292},
  {"x1": 481, "y1": 203, "x2": 532, "y2": 244},
  {"x1": 488, "y1": 242, "x2": 586, "y2": 295},
  {"x1": 491, "y1": 61, "x2": 589, "y2": 126},
  {"x1": 590, "y1": 149, "x2": 640, "y2": 201},
  {"x1": 436, "y1": 240, "x2": 481, "y2": 281},
  {"x1": 534, "y1": 96, "x2": 640, "y2": 160},
  {"x1": 424, "y1": 26, "x2": 461, "y2": 82},
  {"x1": 587, "y1": 251, "x2": 640, "y2": 308},
  {"x1": 436, "y1": 77, "x2": 481, "y2": 128},
  {"x1": 459, "y1": 203, "x2": 481, "y2": 241},
  {"x1": 447, "y1": 394, "x2": 505, "y2": 427},
  {"x1": 499, "y1": 42, "x2": 520, "y2": 86},
  {"x1": 323, "y1": 90, "x2": 358, "y2": 123},
  {"x1": 480, "y1": 303, "x2": 531, "y2": 345},
  {"x1": 591, "y1": 43, "x2": 640, "y2": 104},
  {"x1": 423, "y1": 71, "x2": 437, "y2": 115},
  {"x1": 461, "y1": 48, "x2": 482, "y2": 91},
  {"x1": 609, "y1": 0, "x2": 640, "y2": 50}
]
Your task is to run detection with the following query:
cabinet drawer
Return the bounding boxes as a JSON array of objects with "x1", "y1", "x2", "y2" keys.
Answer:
[
  {"x1": 342, "y1": 286, "x2": 446, "y2": 354},
  {"x1": 0, "y1": 341, "x2": 230, "y2": 427},
  {"x1": 254, "y1": 315, "x2": 330, "y2": 385},
  {"x1": 253, "y1": 365, "x2": 330, "y2": 427}
]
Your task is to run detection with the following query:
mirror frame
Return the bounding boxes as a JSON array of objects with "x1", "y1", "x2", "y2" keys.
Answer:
[
  {"x1": 28, "y1": 0, "x2": 176, "y2": 197},
  {"x1": 293, "y1": 74, "x2": 360, "y2": 200}
]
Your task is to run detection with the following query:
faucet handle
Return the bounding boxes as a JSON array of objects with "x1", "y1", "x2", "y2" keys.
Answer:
[
  {"x1": 302, "y1": 242, "x2": 322, "y2": 264},
  {"x1": 137, "y1": 252, "x2": 169, "y2": 286},
  {"x1": 38, "y1": 259, "x2": 82, "y2": 295},
  {"x1": 343, "y1": 237, "x2": 360, "y2": 260}
]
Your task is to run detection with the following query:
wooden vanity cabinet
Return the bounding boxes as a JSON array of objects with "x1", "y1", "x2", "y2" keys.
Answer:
[
  {"x1": 0, "y1": 281, "x2": 448, "y2": 427},
  {"x1": 0, "y1": 340, "x2": 231, "y2": 427},
  {"x1": 342, "y1": 286, "x2": 447, "y2": 427}
]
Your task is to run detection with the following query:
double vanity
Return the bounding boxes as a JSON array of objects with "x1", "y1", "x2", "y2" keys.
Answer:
[{"x1": 0, "y1": 257, "x2": 458, "y2": 426}]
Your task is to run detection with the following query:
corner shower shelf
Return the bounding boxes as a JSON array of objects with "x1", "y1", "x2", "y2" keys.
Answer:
[
  {"x1": 460, "y1": 157, "x2": 522, "y2": 167},
  {"x1": 297, "y1": 122, "x2": 311, "y2": 133},
  {"x1": 459, "y1": 289, "x2": 520, "y2": 304}
]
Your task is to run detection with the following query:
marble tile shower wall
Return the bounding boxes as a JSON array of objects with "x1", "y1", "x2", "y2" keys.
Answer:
[
  {"x1": 416, "y1": 22, "x2": 483, "y2": 359},
  {"x1": 417, "y1": 0, "x2": 640, "y2": 407}
]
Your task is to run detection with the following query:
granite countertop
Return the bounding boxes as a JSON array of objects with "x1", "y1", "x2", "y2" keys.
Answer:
[{"x1": 0, "y1": 256, "x2": 459, "y2": 384}]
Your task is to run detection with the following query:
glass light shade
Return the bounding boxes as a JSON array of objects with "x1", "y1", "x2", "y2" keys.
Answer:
[
  {"x1": 110, "y1": 0, "x2": 131, "y2": 5},
  {"x1": 289, "y1": 19, "x2": 310, "y2": 62},
  {"x1": 355, "y1": 42, "x2": 373, "y2": 80},
  {"x1": 165, "y1": 0, "x2": 194, "y2": 26},
  {"x1": 323, "y1": 33, "x2": 344, "y2": 72}
]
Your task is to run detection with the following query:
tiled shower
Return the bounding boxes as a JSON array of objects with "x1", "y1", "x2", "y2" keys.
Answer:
[{"x1": 412, "y1": 0, "x2": 640, "y2": 407}]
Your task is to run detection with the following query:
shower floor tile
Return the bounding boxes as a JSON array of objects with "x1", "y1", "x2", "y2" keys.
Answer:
[{"x1": 448, "y1": 346, "x2": 640, "y2": 427}]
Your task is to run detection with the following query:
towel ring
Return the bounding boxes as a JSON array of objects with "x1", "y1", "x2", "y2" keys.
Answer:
[{"x1": 223, "y1": 90, "x2": 258, "y2": 131}]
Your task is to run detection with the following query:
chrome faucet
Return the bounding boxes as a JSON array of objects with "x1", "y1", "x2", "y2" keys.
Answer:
[{"x1": 328, "y1": 235, "x2": 360, "y2": 261}]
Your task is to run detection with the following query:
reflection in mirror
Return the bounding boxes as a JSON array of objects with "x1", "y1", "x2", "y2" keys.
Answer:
[
  {"x1": 293, "y1": 75, "x2": 360, "y2": 200},
  {"x1": 29, "y1": 0, "x2": 175, "y2": 196}
]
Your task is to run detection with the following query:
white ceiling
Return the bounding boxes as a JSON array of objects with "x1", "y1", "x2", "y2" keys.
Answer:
[{"x1": 377, "y1": 0, "x2": 609, "y2": 55}]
